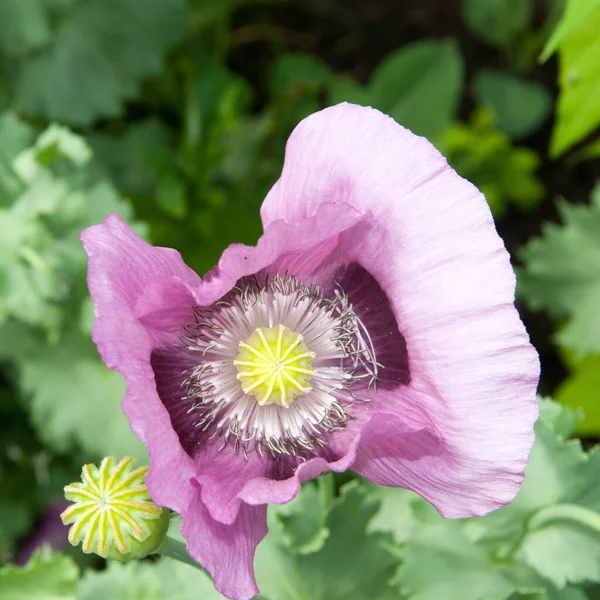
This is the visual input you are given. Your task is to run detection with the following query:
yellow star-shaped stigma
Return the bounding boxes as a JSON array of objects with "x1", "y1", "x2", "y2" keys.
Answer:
[{"x1": 234, "y1": 324, "x2": 316, "y2": 407}]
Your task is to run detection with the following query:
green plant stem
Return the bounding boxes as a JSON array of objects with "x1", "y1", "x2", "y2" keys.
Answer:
[
  {"x1": 529, "y1": 503, "x2": 600, "y2": 534},
  {"x1": 159, "y1": 535, "x2": 208, "y2": 573}
]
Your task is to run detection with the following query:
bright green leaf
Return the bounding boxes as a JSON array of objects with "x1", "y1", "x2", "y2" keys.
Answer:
[
  {"x1": 550, "y1": 4, "x2": 600, "y2": 156},
  {"x1": 0, "y1": 548, "x2": 79, "y2": 600},
  {"x1": 576, "y1": 137, "x2": 600, "y2": 161},
  {"x1": 541, "y1": 0, "x2": 600, "y2": 60},
  {"x1": 368, "y1": 40, "x2": 464, "y2": 140},
  {"x1": 462, "y1": 0, "x2": 533, "y2": 49},
  {"x1": 473, "y1": 70, "x2": 552, "y2": 139},
  {"x1": 518, "y1": 184, "x2": 600, "y2": 357},
  {"x1": 555, "y1": 355, "x2": 600, "y2": 436}
]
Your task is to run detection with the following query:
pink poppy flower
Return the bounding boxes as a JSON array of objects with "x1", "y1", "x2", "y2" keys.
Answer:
[{"x1": 82, "y1": 103, "x2": 539, "y2": 600}]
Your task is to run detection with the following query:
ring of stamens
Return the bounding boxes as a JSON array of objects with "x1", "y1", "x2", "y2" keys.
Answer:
[
  {"x1": 178, "y1": 274, "x2": 379, "y2": 459},
  {"x1": 234, "y1": 324, "x2": 316, "y2": 408}
]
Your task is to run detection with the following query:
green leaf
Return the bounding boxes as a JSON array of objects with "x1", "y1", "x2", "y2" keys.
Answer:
[
  {"x1": 538, "y1": 396, "x2": 582, "y2": 440},
  {"x1": 518, "y1": 184, "x2": 600, "y2": 357},
  {"x1": 0, "y1": 0, "x2": 51, "y2": 56},
  {"x1": 327, "y1": 77, "x2": 371, "y2": 107},
  {"x1": 466, "y1": 401, "x2": 600, "y2": 588},
  {"x1": 19, "y1": 332, "x2": 146, "y2": 461},
  {"x1": 574, "y1": 137, "x2": 600, "y2": 162},
  {"x1": 270, "y1": 54, "x2": 332, "y2": 97},
  {"x1": 0, "y1": 548, "x2": 79, "y2": 600},
  {"x1": 366, "y1": 484, "x2": 419, "y2": 545},
  {"x1": 437, "y1": 108, "x2": 543, "y2": 218},
  {"x1": 550, "y1": 4, "x2": 600, "y2": 156},
  {"x1": 397, "y1": 515, "x2": 545, "y2": 600},
  {"x1": 78, "y1": 562, "x2": 162, "y2": 600},
  {"x1": 77, "y1": 558, "x2": 225, "y2": 600},
  {"x1": 273, "y1": 477, "x2": 333, "y2": 555},
  {"x1": 89, "y1": 120, "x2": 173, "y2": 198},
  {"x1": 154, "y1": 558, "x2": 227, "y2": 600},
  {"x1": 255, "y1": 481, "x2": 399, "y2": 600},
  {"x1": 368, "y1": 40, "x2": 464, "y2": 140},
  {"x1": 541, "y1": 0, "x2": 600, "y2": 60},
  {"x1": 12, "y1": 0, "x2": 186, "y2": 124},
  {"x1": 0, "y1": 121, "x2": 145, "y2": 341},
  {"x1": 555, "y1": 355, "x2": 600, "y2": 436},
  {"x1": 473, "y1": 70, "x2": 552, "y2": 139},
  {"x1": 462, "y1": 0, "x2": 533, "y2": 49}
]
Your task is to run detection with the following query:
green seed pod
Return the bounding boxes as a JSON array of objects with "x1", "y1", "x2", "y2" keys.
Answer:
[{"x1": 61, "y1": 456, "x2": 169, "y2": 560}]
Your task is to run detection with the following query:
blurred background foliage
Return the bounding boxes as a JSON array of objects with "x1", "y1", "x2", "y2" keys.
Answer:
[{"x1": 1, "y1": 0, "x2": 600, "y2": 598}]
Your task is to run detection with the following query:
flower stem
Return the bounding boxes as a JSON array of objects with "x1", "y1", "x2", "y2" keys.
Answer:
[
  {"x1": 529, "y1": 503, "x2": 600, "y2": 534},
  {"x1": 159, "y1": 534, "x2": 208, "y2": 574}
]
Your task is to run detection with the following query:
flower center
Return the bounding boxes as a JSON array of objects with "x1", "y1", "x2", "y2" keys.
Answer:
[{"x1": 234, "y1": 324, "x2": 316, "y2": 408}]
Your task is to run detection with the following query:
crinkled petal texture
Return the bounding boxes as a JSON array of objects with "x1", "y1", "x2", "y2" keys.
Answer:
[
  {"x1": 83, "y1": 103, "x2": 539, "y2": 599},
  {"x1": 82, "y1": 204, "x2": 373, "y2": 600},
  {"x1": 261, "y1": 102, "x2": 539, "y2": 518}
]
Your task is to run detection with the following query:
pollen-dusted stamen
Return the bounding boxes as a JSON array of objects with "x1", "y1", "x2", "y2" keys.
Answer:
[
  {"x1": 61, "y1": 456, "x2": 169, "y2": 560},
  {"x1": 178, "y1": 274, "x2": 379, "y2": 459},
  {"x1": 234, "y1": 324, "x2": 316, "y2": 408}
]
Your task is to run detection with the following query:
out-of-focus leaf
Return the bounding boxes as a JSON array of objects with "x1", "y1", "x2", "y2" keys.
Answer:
[
  {"x1": 78, "y1": 558, "x2": 225, "y2": 600},
  {"x1": 369, "y1": 40, "x2": 464, "y2": 140},
  {"x1": 268, "y1": 53, "x2": 332, "y2": 129},
  {"x1": 156, "y1": 173, "x2": 188, "y2": 220},
  {"x1": 11, "y1": 0, "x2": 186, "y2": 125},
  {"x1": 555, "y1": 355, "x2": 600, "y2": 436},
  {"x1": 575, "y1": 137, "x2": 600, "y2": 161},
  {"x1": 0, "y1": 0, "x2": 51, "y2": 55},
  {"x1": 0, "y1": 119, "x2": 148, "y2": 460},
  {"x1": 0, "y1": 122, "x2": 144, "y2": 340},
  {"x1": 541, "y1": 0, "x2": 600, "y2": 60},
  {"x1": 270, "y1": 53, "x2": 332, "y2": 96},
  {"x1": 473, "y1": 70, "x2": 552, "y2": 139},
  {"x1": 462, "y1": 0, "x2": 533, "y2": 49},
  {"x1": 518, "y1": 184, "x2": 600, "y2": 356},
  {"x1": 19, "y1": 332, "x2": 146, "y2": 462},
  {"x1": 397, "y1": 513, "x2": 545, "y2": 600},
  {"x1": 89, "y1": 119, "x2": 173, "y2": 198},
  {"x1": 438, "y1": 108, "x2": 544, "y2": 217},
  {"x1": 78, "y1": 562, "x2": 162, "y2": 600},
  {"x1": 550, "y1": 3, "x2": 600, "y2": 156},
  {"x1": 0, "y1": 548, "x2": 79, "y2": 600},
  {"x1": 255, "y1": 481, "x2": 399, "y2": 600},
  {"x1": 328, "y1": 77, "x2": 371, "y2": 106}
]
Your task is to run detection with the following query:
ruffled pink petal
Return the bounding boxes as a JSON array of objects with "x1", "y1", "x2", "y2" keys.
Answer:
[
  {"x1": 260, "y1": 103, "x2": 540, "y2": 517},
  {"x1": 193, "y1": 411, "x2": 366, "y2": 524},
  {"x1": 82, "y1": 207, "x2": 374, "y2": 536},
  {"x1": 81, "y1": 214, "x2": 201, "y2": 516},
  {"x1": 184, "y1": 203, "x2": 373, "y2": 523},
  {"x1": 180, "y1": 484, "x2": 267, "y2": 600}
]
